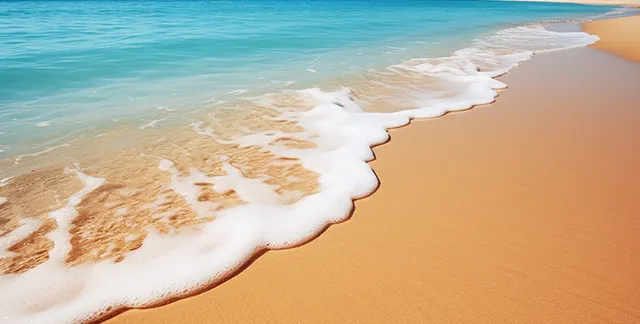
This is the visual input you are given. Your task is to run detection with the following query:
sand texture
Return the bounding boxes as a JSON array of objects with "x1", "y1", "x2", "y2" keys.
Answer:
[
  {"x1": 106, "y1": 44, "x2": 640, "y2": 324},
  {"x1": 584, "y1": 15, "x2": 640, "y2": 62}
]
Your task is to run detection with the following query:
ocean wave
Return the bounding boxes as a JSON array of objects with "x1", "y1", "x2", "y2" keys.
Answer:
[{"x1": 0, "y1": 24, "x2": 598, "y2": 323}]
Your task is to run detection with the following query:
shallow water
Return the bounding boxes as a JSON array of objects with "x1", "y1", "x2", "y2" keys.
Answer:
[
  {"x1": 0, "y1": 0, "x2": 632, "y2": 323},
  {"x1": 0, "y1": 0, "x2": 614, "y2": 158}
]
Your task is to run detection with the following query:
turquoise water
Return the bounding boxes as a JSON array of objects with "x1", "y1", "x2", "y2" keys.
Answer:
[{"x1": 0, "y1": 0, "x2": 613, "y2": 158}]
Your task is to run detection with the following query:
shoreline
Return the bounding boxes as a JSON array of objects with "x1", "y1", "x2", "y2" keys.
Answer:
[
  {"x1": 1, "y1": 7, "x2": 638, "y2": 324},
  {"x1": 105, "y1": 15, "x2": 640, "y2": 324},
  {"x1": 583, "y1": 15, "x2": 640, "y2": 61}
]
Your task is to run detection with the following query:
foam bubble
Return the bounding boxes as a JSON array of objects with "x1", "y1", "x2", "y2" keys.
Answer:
[
  {"x1": 140, "y1": 118, "x2": 167, "y2": 130},
  {"x1": 473, "y1": 24, "x2": 599, "y2": 54},
  {"x1": 224, "y1": 89, "x2": 248, "y2": 96},
  {"x1": 0, "y1": 217, "x2": 40, "y2": 258},
  {"x1": 0, "y1": 177, "x2": 12, "y2": 187},
  {"x1": 13, "y1": 143, "x2": 72, "y2": 163},
  {"x1": 158, "y1": 159, "x2": 174, "y2": 171}
]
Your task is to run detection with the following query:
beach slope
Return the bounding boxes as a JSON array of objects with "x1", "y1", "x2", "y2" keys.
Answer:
[
  {"x1": 583, "y1": 15, "x2": 640, "y2": 61},
  {"x1": 107, "y1": 38, "x2": 640, "y2": 324}
]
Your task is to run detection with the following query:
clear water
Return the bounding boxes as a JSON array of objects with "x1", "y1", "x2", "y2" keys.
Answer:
[{"x1": 0, "y1": 0, "x2": 613, "y2": 158}]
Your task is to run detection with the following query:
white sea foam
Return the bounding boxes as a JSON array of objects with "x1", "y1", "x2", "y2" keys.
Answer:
[
  {"x1": 224, "y1": 89, "x2": 248, "y2": 96},
  {"x1": 0, "y1": 217, "x2": 41, "y2": 259},
  {"x1": 139, "y1": 118, "x2": 167, "y2": 130},
  {"x1": 0, "y1": 24, "x2": 599, "y2": 323},
  {"x1": 156, "y1": 106, "x2": 176, "y2": 112},
  {"x1": 0, "y1": 177, "x2": 13, "y2": 187},
  {"x1": 13, "y1": 143, "x2": 72, "y2": 163},
  {"x1": 473, "y1": 25, "x2": 599, "y2": 54}
]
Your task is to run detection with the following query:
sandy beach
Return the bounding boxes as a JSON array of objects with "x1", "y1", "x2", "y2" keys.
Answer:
[
  {"x1": 583, "y1": 15, "x2": 640, "y2": 61},
  {"x1": 104, "y1": 14, "x2": 640, "y2": 324}
]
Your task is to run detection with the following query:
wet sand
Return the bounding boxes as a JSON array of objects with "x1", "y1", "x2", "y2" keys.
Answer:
[
  {"x1": 106, "y1": 24, "x2": 640, "y2": 324},
  {"x1": 583, "y1": 15, "x2": 640, "y2": 61}
]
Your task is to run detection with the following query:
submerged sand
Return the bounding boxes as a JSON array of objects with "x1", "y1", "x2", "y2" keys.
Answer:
[{"x1": 107, "y1": 27, "x2": 640, "y2": 324}]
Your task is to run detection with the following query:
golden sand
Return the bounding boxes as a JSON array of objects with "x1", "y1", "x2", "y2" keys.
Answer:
[
  {"x1": 584, "y1": 15, "x2": 640, "y2": 62},
  {"x1": 106, "y1": 41, "x2": 640, "y2": 324}
]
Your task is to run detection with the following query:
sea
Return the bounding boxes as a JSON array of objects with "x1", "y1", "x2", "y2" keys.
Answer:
[{"x1": 0, "y1": 0, "x2": 634, "y2": 322}]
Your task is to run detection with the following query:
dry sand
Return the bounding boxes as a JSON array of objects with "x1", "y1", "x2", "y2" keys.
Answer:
[
  {"x1": 107, "y1": 28, "x2": 640, "y2": 324},
  {"x1": 584, "y1": 15, "x2": 640, "y2": 61}
]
